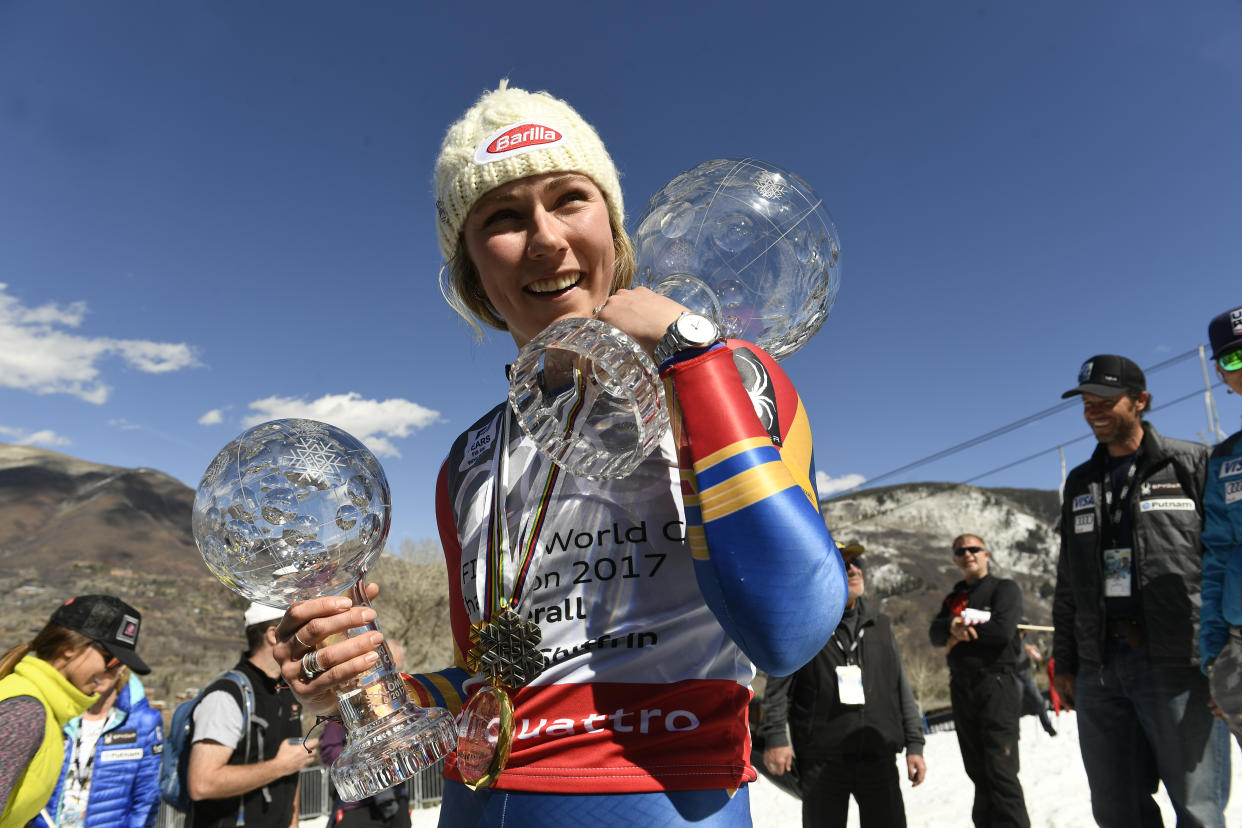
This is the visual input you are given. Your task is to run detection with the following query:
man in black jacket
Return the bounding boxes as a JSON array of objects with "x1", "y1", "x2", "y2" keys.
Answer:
[
  {"x1": 929, "y1": 534, "x2": 1029, "y2": 828},
  {"x1": 760, "y1": 541, "x2": 926, "y2": 828},
  {"x1": 1053, "y1": 354, "x2": 1226, "y2": 828}
]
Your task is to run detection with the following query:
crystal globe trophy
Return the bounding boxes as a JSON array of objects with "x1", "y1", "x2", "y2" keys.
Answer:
[
  {"x1": 509, "y1": 157, "x2": 842, "y2": 479},
  {"x1": 192, "y1": 418, "x2": 456, "y2": 801}
]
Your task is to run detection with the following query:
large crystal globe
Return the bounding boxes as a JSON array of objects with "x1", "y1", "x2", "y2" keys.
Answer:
[
  {"x1": 633, "y1": 157, "x2": 841, "y2": 358},
  {"x1": 192, "y1": 418, "x2": 391, "y2": 606}
]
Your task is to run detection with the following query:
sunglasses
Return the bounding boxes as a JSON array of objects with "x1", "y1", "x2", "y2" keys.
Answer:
[
  {"x1": 1220, "y1": 349, "x2": 1242, "y2": 373},
  {"x1": 846, "y1": 558, "x2": 863, "y2": 572},
  {"x1": 953, "y1": 546, "x2": 986, "y2": 557},
  {"x1": 90, "y1": 641, "x2": 122, "y2": 671}
]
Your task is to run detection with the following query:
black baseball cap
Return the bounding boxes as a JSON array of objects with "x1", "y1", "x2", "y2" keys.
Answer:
[
  {"x1": 50, "y1": 595, "x2": 151, "y2": 674},
  {"x1": 1208, "y1": 306, "x2": 1242, "y2": 360},
  {"x1": 1061, "y1": 354, "x2": 1146, "y2": 399}
]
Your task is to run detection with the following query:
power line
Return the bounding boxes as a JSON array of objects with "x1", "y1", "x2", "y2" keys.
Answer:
[
  {"x1": 826, "y1": 379, "x2": 1224, "y2": 531},
  {"x1": 822, "y1": 348, "x2": 1203, "y2": 502}
]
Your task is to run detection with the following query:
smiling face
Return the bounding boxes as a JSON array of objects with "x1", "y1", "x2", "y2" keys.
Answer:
[
  {"x1": 1081, "y1": 391, "x2": 1147, "y2": 455},
  {"x1": 462, "y1": 172, "x2": 615, "y2": 349}
]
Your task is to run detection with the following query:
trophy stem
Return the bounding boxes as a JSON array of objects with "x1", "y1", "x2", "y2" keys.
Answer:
[{"x1": 326, "y1": 578, "x2": 457, "y2": 802}]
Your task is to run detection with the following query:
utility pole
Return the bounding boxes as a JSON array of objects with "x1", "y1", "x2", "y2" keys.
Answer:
[{"x1": 1199, "y1": 345, "x2": 1227, "y2": 445}]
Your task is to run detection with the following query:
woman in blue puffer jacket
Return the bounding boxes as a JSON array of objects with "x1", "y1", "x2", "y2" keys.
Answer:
[{"x1": 39, "y1": 670, "x2": 164, "y2": 828}]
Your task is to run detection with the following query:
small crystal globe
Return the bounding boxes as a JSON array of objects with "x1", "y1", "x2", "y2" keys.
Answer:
[
  {"x1": 192, "y1": 419, "x2": 391, "y2": 606},
  {"x1": 633, "y1": 158, "x2": 842, "y2": 360}
]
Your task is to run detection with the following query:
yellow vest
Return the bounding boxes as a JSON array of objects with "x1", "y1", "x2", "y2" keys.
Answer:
[{"x1": 0, "y1": 655, "x2": 95, "y2": 828}]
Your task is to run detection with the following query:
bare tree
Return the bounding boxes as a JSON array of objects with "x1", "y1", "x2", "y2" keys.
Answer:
[{"x1": 368, "y1": 538, "x2": 453, "y2": 673}]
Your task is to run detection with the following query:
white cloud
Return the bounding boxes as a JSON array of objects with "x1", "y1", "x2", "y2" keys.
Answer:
[
  {"x1": 0, "y1": 425, "x2": 71, "y2": 448},
  {"x1": 0, "y1": 282, "x2": 200, "y2": 404},
  {"x1": 816, "y1": 471, "x2": 866, "y2": 498},
  {"x1": 198, "y1": 408, "x2": 225, "y2": 426},
  {"x1": 242, "y1": 392, "x2": 441, "y2": 458}
]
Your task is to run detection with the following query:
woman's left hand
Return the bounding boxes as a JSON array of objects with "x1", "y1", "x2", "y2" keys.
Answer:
[{"x1": 593, "y1": 287, "x2": 687, "y2": 358}]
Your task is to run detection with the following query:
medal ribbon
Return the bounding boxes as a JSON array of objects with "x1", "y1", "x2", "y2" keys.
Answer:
[{"x1": 481, "y1": 371, "x2": 586, "y2": 622}]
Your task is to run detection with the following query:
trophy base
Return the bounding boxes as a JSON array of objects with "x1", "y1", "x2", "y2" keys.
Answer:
[{"x1": 330, "y1": 705, "x2": 457, "y2": 802}]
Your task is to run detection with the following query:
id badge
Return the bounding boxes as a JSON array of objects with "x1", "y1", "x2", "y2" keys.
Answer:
[
  {"x1": 1103, "y1": 547, "x2": 1132, "y2": 598},
  {"x1": 836, "y1": 665, "x2": 865, "y2": 705}
]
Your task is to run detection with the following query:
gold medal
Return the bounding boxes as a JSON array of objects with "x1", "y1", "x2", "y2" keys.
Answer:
[
  {"x1": 465, "y1": 607, "x2": 546, "y2": 688},
  {"x1": 456, "y1": 684, "x2": 515, "y2": 790}
]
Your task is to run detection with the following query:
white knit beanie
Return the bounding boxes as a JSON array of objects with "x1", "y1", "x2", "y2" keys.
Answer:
[{"x1": 434, "y1": 80, "x2": 624, "y2": 261}]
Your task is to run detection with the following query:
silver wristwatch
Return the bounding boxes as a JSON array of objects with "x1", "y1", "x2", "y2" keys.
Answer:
[{"x1": 653, "y1": 312, "x2": 723, "y2": 365}]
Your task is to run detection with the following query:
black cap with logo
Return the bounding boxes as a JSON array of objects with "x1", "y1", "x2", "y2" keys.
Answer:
[
  {"x1": 1061, "y1": 354, "x2": 1146, "y2": 400},
  {"x1": 50, "y1": 594, "x2": 151, "y2": 674},
  {"x1": 1208, "y1": 306, "x2": 1242, "y2": 360}
]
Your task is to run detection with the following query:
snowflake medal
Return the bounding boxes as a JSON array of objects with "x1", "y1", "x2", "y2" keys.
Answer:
[{"x1": 459, "y1": 608, "x2": 545, "y2": 788}]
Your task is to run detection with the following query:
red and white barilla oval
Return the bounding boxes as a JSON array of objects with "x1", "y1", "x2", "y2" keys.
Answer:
[{"x1": 473, "y1": 121, "x2": 564, "y2": 164}]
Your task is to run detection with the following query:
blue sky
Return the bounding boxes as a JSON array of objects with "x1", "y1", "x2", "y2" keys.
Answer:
[{"x1": 2, "y1": 2, "x2": 1239, "y2": 545}]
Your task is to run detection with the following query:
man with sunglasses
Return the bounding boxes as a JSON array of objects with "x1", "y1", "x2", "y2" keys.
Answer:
[
  {"x1": 1054, "y1": 354, "x2": 1226, "y2": 828},
  {"x1": 758, "y1": 541, "x2": 926, "y2": 827},
  {"x1": 929, "y1": 534, "x2": 1028, "y2": 828},
  {"x1": 1201, "y1": 306, "x2": 1242, "y2": 749}
]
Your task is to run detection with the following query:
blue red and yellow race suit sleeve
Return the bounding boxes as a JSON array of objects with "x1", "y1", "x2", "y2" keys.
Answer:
[{"x1": 662, "y1": 340, "x2": 845, "y2": 676}]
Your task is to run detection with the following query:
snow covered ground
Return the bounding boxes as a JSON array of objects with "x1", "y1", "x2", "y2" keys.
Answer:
[{"x1": 374, "y1": 712, "x2": 1242, "y2": 827}]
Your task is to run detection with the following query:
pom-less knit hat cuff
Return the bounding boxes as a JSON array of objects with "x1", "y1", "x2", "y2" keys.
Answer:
[{"x1": 434, "y1": 80, "x2": 623, "y2": 261}]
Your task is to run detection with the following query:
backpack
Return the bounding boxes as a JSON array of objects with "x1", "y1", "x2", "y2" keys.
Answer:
[{"x1": 159, "y1": 669, "x2": 259, "y2": 813}]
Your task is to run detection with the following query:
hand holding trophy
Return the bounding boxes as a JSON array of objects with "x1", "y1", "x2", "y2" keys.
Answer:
[
  {"x1": 508, "y1": 158, "x2": 842, "y2": 479},
  {"x1": 192, "y1": 419, "x2": 456, "y2": 801}
]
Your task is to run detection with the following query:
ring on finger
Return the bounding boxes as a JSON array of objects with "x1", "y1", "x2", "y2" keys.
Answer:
[
  {"x1": 300, "y1": 650, "x2": 324, "y2": 682},
  {"x1": 293, "y1": 630, "x2": 312, "y2": 650}
]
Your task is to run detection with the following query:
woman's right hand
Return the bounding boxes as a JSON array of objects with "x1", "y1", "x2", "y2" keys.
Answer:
[{"x1": 272, "y1": 582, "x2": 385, "y2": 718}]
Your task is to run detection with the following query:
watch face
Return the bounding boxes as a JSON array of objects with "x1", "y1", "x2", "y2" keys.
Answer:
[{"x1": 676, "y1": 313, "x2": 718, "y2": 345}]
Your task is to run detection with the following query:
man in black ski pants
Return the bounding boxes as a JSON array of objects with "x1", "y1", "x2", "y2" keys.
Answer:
[
  {"x1": 929, "y1": 533, "x2": 1029, "y2": 828},
  {"x1": 759, "y1": 541, "x2": 927, "y2": 827}
]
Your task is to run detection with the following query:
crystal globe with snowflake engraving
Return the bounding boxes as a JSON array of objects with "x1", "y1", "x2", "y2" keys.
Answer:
[
  {"x1": 192, "y1": 419, "x2": 456, "y2": 801},
  {"x1": 193, "y1": 418, "x2": 391, "y2": 604}
]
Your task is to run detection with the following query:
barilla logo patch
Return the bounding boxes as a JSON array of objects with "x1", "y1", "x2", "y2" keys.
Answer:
[
  {"x1": 460, "y1": 421, "x2": 498, "y2": 472},
  {"x1": 473, "y1": 122, "x2": 563, "y2": 165},
  {"x1": 1226, "y1": 480, "x2": 1242, "y2": 505},
  {"x1": 1232, "y1": 308, "x2": 1242, "y2": 335},
  {"x1": 1220, "y1": 458, "x2": 1242, "y2": 479},
  {"x1": 116, "y1": 614, "x2": 139, "y2": 644},
  {"x1": 1078, "y1": 361, "x2": 1093, "y2": 383},
  {"x1": 1073, "y1": 494, "x2": 1095, "y2": 511}
]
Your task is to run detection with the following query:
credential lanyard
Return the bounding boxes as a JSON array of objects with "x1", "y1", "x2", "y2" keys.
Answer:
[{"x1": 1102, "y1": 452, "x2": 1139, "y2": 533}]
